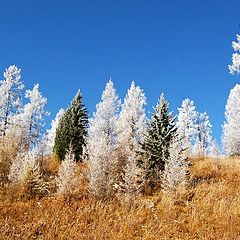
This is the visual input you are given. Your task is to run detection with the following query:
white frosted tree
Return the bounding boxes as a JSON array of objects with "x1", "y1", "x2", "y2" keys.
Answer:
[
  {"x1": 0, "y1": 65, "x2": 24, "y2": 136},
  {"x1": 116, "y1": 81, "x2": 147, "y2": 196},
  {"x1": 86, "y1": 80, "x2": 120, "y2": 198},
  {"x1": 8, "y1": 148, "x2": 48, "y2": 196},
  {"x1": 162, "y1": 136, "x2": 188, "y2": 195},
  {"x1": 46, "y1": 108, "x2": 65, "y2": 154},
  {"x1": 222, "y1": 84, "x2": 240, "y2": 156},
  {"x1": 209, "y1": 139, "x2": 220, "y2": 158},
  {"x1": 177, "y1": 99, "x2": 197, "y2": 155},
  {"x1": 8, "y1": 149, "x2": 28, "y2": 185},
  {"x1": 193, "y1": 112, "x2": 213, "y2": 156},
  {"x1": 228, "y1": 34, "x2": 240, "y2": 75},
  {"x1": 56, "y1": 148, "x2": 78, "y2": 196},
  {"x1": 20, "y1": 83, "x2": 48, "y2": 148},
  {"x1": 178, "y1": 100, "x2": 214, "y2": 157}
]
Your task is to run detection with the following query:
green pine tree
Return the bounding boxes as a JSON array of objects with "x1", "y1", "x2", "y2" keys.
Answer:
[
  {"x1": 141, "y1": 93, "x2": 177, "y2": 186},
  {"x1": 54, "y1": 90, "x2": 88, "y2": 161}
]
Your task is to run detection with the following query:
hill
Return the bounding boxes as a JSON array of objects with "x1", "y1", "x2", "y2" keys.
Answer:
[{"x1": 0, "y1": 157, "x2": 240, "y2": 239}]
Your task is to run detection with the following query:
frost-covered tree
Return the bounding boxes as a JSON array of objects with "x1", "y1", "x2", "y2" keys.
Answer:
[
  {"x1": 193, "y1": 112, "x2": 213, "y2": 156},
  {"x1": 162, "y1": 136, "x2": 188, "y2": 195},
  {"x1": 116, "y1": 81, "x2": 146, "y2": 196},
  {"x1": 177, "y1": 99, "x2": 197, "y2": 155},
  {"x1": 56, "y1": 148, "x2": 78, "y2": 196},
  {"x1": 86, "y1": 80, "x2": 120, "y2": 198},
  {"x1": 222, "y1": 84, "x2": 240, "y2": 156},
  {"x1": 141, "y1": 93, "x2": 177, "y2": 186},
  {"x1": 8, "y1": 149, "x2": 48, "y2": 196},
  {"x1": 0, "y1": 65, "x2": 24, "y2": 136},
  {"x1": 54, "y1": 90, "x2": 88, "y2": 161},
  {"x1": 209, "y1": 139, "x2": 220, "y2": 157},
  {"x1": 20, "y1": 84, "x2": 48, "y2": 148},
  {"x1": 46, "y1": 108, "x2": 65, "y2": 154},
  {"x1": 117, "y1": 153, "x2": 145, "y2": 200},
  {"x1": 228, "y1": 34, "x2": 240, "y2": 75}
]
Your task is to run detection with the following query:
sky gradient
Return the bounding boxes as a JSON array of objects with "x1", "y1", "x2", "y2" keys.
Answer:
[{"x1": 0, "y1": 0, "x2": 240, "y2": 142}]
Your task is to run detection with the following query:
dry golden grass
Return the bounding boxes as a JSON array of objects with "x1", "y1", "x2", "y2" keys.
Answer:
[
  {"x1": 1, "y1": 157, "x2": 240, "y2": 239},
  {"x1": 41, "y1": 154, "x2": 60, "y2": 177}
]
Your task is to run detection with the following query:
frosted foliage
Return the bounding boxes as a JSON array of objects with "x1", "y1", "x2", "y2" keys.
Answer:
[
  {"x1": 46, "y1": 108, "x2": 65, "y2": 153},
  {"x1": 8, "y1": 149, "x2": 39, "y2": 185},
  {"x1": 87, "y1": 80, "x2": 120, "y2": 198},
  {"x1": 88, "y1": 138, "x2": 115, "y2": 197},
  {"x1": 162, "y1": 138, "x2": 188, "y2": 194},
  {"x1": 229, "y1": 34, "x2": 240, "y2": 74},
  {"x1": 209, "y1": 139, "x2": 220, "y2": 157},
  {"x1": 116, "y1": 81, "x2": 147, "y2": 195},
  {"x1": 0, "y1": 65, "x2": 24, "y2": 131},
  {"x1": 193, "y1": 112, "x2": 213, "y2": 156},
  {"x1": 118, "y1": 153, "x2": 144, "y2": 197},
  {"x1": 117, "y1": 81, "x2": 147, "y2": 150},
  {"x1": 57, "y1": 149, "x2": 78, "y2": 196},
  {"x1": 31, "y1": 136, "x2": 48, "y2": 157},
  {"x1": 177, "y1": 99, "x2": 197, "y2": 152},
  {"x1": 8, "y1": 149, "x2": 48, "y2": 195},
  {"x1": 20, "y1": 84, "x2": 48, "y2": 146},
  {"x1": 88, "y1": 80, "x2": 120, "y2": 146},
  {"x1": 222, "y1": 84, "x2": 240, "y2": 155}
]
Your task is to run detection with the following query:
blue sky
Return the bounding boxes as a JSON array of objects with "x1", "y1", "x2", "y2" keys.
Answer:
[{"x1": 0, "y1": 0, "x2": 240, "y2": 142}]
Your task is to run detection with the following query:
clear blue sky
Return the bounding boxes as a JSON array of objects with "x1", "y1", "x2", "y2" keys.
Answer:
[{"x1": 0, "y1": 0, "x2": 240, "y2": 142}]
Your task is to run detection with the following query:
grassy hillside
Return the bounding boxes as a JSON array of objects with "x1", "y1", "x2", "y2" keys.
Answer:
[{"x1": 1, "y1": 157, "x2": 240, "y2": 239}]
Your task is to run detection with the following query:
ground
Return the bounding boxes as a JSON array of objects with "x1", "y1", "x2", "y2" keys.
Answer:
[{"x1": 0, "y1": 157, "x2": 240, "y2": 240}]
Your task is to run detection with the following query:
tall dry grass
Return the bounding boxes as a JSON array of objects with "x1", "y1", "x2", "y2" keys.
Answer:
[{"x1": 0, "y1": 156, "x2": 240, "y2": 239}]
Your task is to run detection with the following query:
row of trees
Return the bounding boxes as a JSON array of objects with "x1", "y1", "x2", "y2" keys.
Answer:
[
  {"x1": 0, "y1": 67, "x2": 219, "y2": 199},
  {"x1": 52, "y1": 80, "x2": 189, "y2": 198},
  {"x1": 0, "y1": 66, "x2": 221, "y2": 162},
  {"x1": 49, "y1": 32, "x2": 240, "y2": 162},
  {"x1": 49, "y1": 84, "x2": 216, "y2": 162},
  {"x1": 1, "y1": 32, "x2": 240, "y2": 198}
]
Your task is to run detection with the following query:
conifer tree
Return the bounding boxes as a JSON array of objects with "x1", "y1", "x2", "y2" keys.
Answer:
[
  {"x1": 20, "y1": 83, "x2": 49, "y2": 148},
  {"x1": 86, "y1": 80, "x2": 120, "y2": 198},
  {"x1": 222, "y1": 84, "x2": 240, "y2": 156},
  {"x1": 0, "y1": 65, "x2": 24, "y2": 136},
  {"x1": 177, "y1": 99, "x2": 197, "y2": 155},
  {"x1": 56, "y1": 147, "x2": 78, "y2": 196},
  {"x1": 116, "y1": 81, "x2": 146, "y2": 196},
  {"x1": 193, "y1": 112, "x2": 213, "y2": 156},
  {"x1": 54, "y1": 90, "x2": 88, "y2": 161},
  {"x1": 224, "y1": 34, "x2": 240, "y2": 155},
  {"x1": 141, "y1": 94, "x2": 177, "y2": 186},
  {"x1": 54, "y1": 110, "x2": 71, "y2": 160},
  {"x1": 209, "y1": 139, "x2": 220, "y2": 157},
  {"x1": 162, "y1": 136, "x2": 189, "y2": 195},
  {"x1": 8, "y1": 148, "x2": 48, "y2": 196},
  {"x1": 228, "y1": 34, "x2": 240, "y2": 74}
]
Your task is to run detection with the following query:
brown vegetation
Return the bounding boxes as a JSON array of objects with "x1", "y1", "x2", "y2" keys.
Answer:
[{"x1": 1, "y1": 156, "x2": 240, "y2": 239}]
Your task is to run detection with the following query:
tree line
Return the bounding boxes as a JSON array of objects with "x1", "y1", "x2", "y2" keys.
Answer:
[{"x1": 1, "y1": 33, "x2": 240, "y2": 199}]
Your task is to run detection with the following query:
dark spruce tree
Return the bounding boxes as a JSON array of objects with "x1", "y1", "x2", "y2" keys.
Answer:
[
  {"x1": 141, "y1": 93, "x2": 177, "y2": 186},
  {"x1": 54, "y1": 90, "x2": 88, "y2": 161}
]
